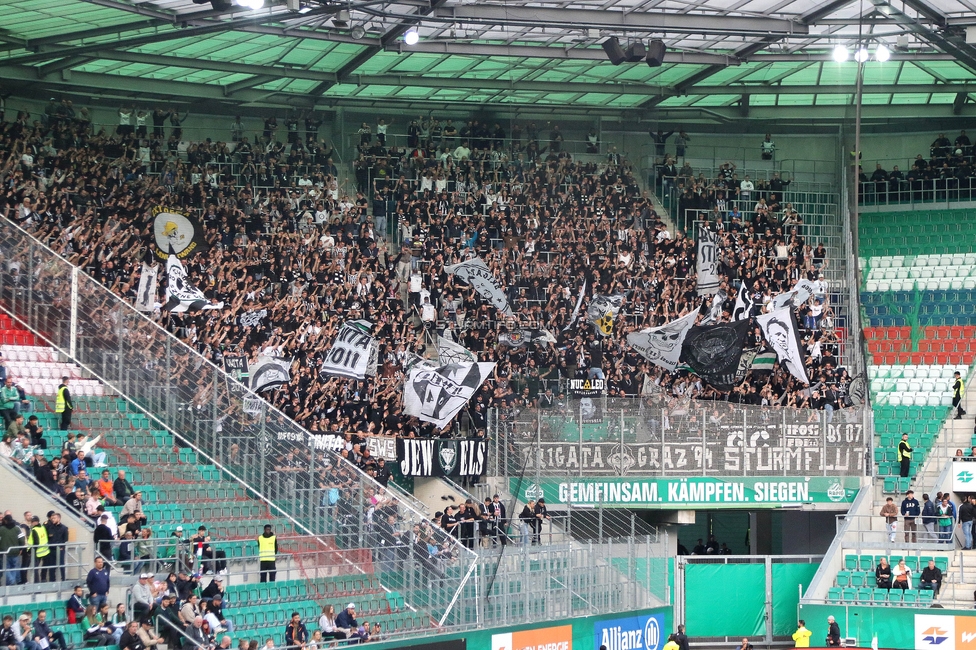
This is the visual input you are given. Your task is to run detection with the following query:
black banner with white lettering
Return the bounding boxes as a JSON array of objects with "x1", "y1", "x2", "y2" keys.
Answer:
[
  {"x1": 397, "y1": 438, "x2": 488, "y2": 477},
  {"x1": 223, "y1": 355, "x2": 249, "y2": 396},
  {"x1": 680, "y1": 319, "x2": 751, "y2": 391},
  {"x1": 568, "y1": 378, "x2": 605, "y2": 397}
]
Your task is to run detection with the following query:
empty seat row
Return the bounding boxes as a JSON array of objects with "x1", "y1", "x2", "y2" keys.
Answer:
[
  {"x1": 845, "y1": 554, "x2": 948, "y2": 572},
  {"x1": 827, "y1": 587, "x2": 934, "y2": 606}
]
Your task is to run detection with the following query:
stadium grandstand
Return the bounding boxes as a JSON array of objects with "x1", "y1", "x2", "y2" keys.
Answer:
[{"x1": 3, "y1": 0, "x2": 976, "y2": 649}]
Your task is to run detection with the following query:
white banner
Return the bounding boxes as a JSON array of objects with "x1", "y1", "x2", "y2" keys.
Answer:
[
  {"x1": 322, "y1": 320, "x2": 375, "y2": 380},
  {"x1": 770, "y1": 278, "x2": 816, "y2": 310},
  {"x1": 445, "y1": 257, "x2": 513, "y2": 316},
  {"x1": 696, "y1": 224, "x2": 720, "y2": 296},
  {"x1": 756, "y1": 307, "x2": 810, "y2": 384},
  {"x1": 403, "y1": 362, "x2": 496, "y2": 428},
  {"x1": 250, "y1": 355, "x2": 292, "y2": 392},
  {"x1": 164, "y1": 255, "x2": 224, "y2": 313},
  {"x1": 366, "y1": 436, "x2": 397, "y2": 462},
  {"x1": 626, "y1": 310, "x2": 698, "y2": 372},
  {"x1": 134, "y1": 263, "x2": 158, "y2": 312}
]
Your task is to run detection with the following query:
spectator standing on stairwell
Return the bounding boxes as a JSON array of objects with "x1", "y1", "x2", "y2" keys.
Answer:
[
  {"x1": 898, "y1": 433, "x2": 913, "y2": 478},
  {"x1": 954, "y1": 371, "x2": 967, "y2": 419},
  {"x1": 960, "y1": 495, "x2": 976, "y2": 550},
  {"x1": 901, "y1": 490, "x2": 920, "y2": 543},
  {"x1": 55, "y1": 377, "x2": 72, "y2": 431},
  {"x1": 938, "y1": 496, "x2": 955, "y2": 543},
  {"x1": 922, "y1": 493, "x2": 937, "y2": 542},
  {"x1": 881, "y1": 497, "x2": 898, "y2": 543},
  {"x1": 87, "y1": 556, "x2": 110, "y2": 609},
  {"x1": 257, "y1": 525, "x2": 277, "y2": 583}
]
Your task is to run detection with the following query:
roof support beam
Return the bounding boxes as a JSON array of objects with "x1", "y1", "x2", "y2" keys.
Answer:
[
  {"x1": 89, "y1": 49, "x2": 337, "y2": 83},
  {"x1": 429, "y1": 6, "x2": 808, "y2": 36},
  {"x1": 0, "y1": 4, "x2": 344, "y2": 66},
  {"x1": 869, "y1": 0, "x2": 976, "y2": 73},
  {"x1": 310, "y1": 0, "x2": 447, "y2": 96},
  {"x1": 383, "y1": 41, "x2": 738, "y2": 65},
  {"x1": 35, "y1": 57, "x2": 94, "y2": 78},
  {"x1": 899, "y1": 0, "x2": 947, "y2": 27},
  {"x1": 224, "y1": 75, "x2": 278, "y2": 96}
]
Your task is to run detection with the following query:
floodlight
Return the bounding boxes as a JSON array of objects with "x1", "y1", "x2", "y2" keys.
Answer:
[
  {"x1": 832, "y1": 45, "x2": 849, "y2": 62},
  {"x1": 404, "y1": 28, "x2": 419, "y2": 45},
  {"x1": 875, "y1": 44, "x2": 891, "y2": 62}
]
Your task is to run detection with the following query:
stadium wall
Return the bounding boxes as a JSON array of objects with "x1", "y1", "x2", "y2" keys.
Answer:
[{"x1": 799, "y1": 603, "x2": 976, "y2": 650}]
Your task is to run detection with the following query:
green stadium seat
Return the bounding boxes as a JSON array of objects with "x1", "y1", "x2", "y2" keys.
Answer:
[
  {"x1": 873, "y1": 589, "x2": 888, "y2": 604},
  {"x1": 836, "y1": 571, "x2": 851, "y2": 587}
]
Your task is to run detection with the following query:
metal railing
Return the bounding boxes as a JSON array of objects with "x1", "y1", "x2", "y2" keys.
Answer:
[
  {"x1": 490, "y1": 398, "x2": 870, "y2": 479},
  {"x1": 836, "y1": 514, "x2": 955, "y2": 551},
  {"x1": 0, "y1": 542, "x2": 90, "y2": 592},
  {"x1": 0, "y1": 220, "x2": 475, "y2": 631},
  {"x1": 859, "y1": 176, "x2": 976, "y2": 209},
  {"x1": 0, "y1": 215, "x2": 663, "y2": 638}
]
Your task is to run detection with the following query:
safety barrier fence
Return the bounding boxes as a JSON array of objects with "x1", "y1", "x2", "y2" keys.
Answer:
[
  {"x1": 0, "y1": 216, "x2": 664, "y2": 636},
  {"x1": 490, "y1": 399, "x2": 870, "y2": 480}
]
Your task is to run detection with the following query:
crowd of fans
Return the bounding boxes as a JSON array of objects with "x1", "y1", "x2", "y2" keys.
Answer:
[
  {"x1": 859, "y1": 130, "x2": 976, "y2": 202},
  {"x1": 0, "y1": 105, "x2": 854, "y2": 452}
]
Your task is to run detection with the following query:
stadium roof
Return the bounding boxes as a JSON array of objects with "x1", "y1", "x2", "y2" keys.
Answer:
[{"x1": 2, "y1": 0, "x2": 976, "y2": 119}]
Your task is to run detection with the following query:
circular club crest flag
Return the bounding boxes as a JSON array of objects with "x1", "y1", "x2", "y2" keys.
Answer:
[{"x1": 152, "y1": 206, "x2": 207, "y2": 260}]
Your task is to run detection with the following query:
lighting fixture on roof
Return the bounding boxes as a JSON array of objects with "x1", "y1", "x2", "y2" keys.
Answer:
[
  {"x1": 854, "y1": 47, "x2": 870, "y2": 63},
  {"x1": 351, "y1": 24, "x2": 366, "y2": 39},
  {"x1": 333, "y1": 9, "x2": 350, "y2": 27},
  {"x1": 832, "y1": 44, "x2": 849, "y2": 62},
  {"x1": 235, "y1": 0, "x2": 263, "y2": 10},
  {"x1": 875, "y1": 44, "x2": 891, "y2": 62},
  {"x1": 404, "y1": 28, "x2": 419, "y2": 45}
]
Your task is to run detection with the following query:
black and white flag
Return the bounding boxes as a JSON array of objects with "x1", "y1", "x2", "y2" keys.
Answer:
[
  {"x1": 322, "y1": 320, "x2": 376, "y2": 380},
  {"x1": 626, "y1": 309, "x2": 698, "y2": 371},
  {"x1": 397, "y1": 437, "x2": 488, "y2": 477},
  {"x1": 151, "y1": 206, "x2": 208, "y2": 261},
  {"x1": 437, "y1": 336, "x2": 477, "y2": 365},
  {"x1": 445, "y1": 257, "x2": 513, "y2": 316},
  {"x1": 700, "y1": 289, "x2": 727, "y2": 326},
  {"x1": 238, "y1": 309, "x2": 268, "y2": 328},
  {"x1": 223, "y1": 355, "x2": 249, "y2": 395},
  {"x1": 696, "y1": 224, "x2": 720, "y2": 296},
  {"x1": 249, "y1": 355, "x2": 292, "y2": 392},
  {"x1": 680, "y1": 319, "x2": 751, "y2": 391},
  {"x1": 563, "y1": 280, "x2": 587, "y2": 332},
  {"x1": 848, "y1": 375, "x2": 867, "y2": 406},
  {"x1": 134, "y1": 263, "x2": 158, "y2": 312},
  {"x1": 586, "y1": 293, "x2": 625, "y2": 337},
  {"x1": 163, "y1": 254, "x2": 224, "y2": 313},
  {"x1": 732, "y1": 282, "x2": 755, "y2": 321},
  {"x1": 756, "y1": 307, "x2": 810, "y2": 384},
  {"x1": 403, "y1": 362, "x2": 495, "y2": 428},
  {"x1": 770, "y1": 279, "x2": 816, "y2": 310}
]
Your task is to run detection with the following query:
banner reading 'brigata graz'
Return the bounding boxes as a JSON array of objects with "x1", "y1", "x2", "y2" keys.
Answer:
[{"x1": 513, "y1": 476, "x2": 862, "y2": 508}]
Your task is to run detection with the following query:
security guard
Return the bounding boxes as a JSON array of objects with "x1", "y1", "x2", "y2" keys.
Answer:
[
  {"x1": 28, "y1": 515, "x2": 50, "y2": 582},
  {"x1": 55, "y1": 376, "x2": 72, "y2": 431},
  {"x1": 897, "y1": 433, "x2": 913, "y2": 478},
  {"x1": 954, "y1": 371, "x2": 967, "y2": 420},
  {"x1": 257, "y1": 524, "x2": 277, "y2": 583}
]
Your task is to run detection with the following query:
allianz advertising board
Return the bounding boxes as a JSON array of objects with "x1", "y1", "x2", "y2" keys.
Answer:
[{"x1": 594, "y1": 613, "x2": 666, "y2": 650}]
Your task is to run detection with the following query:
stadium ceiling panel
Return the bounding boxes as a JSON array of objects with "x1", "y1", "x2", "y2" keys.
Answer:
[{"x1": 0, "y1": 0, "x2": 975, "y2": 115}]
